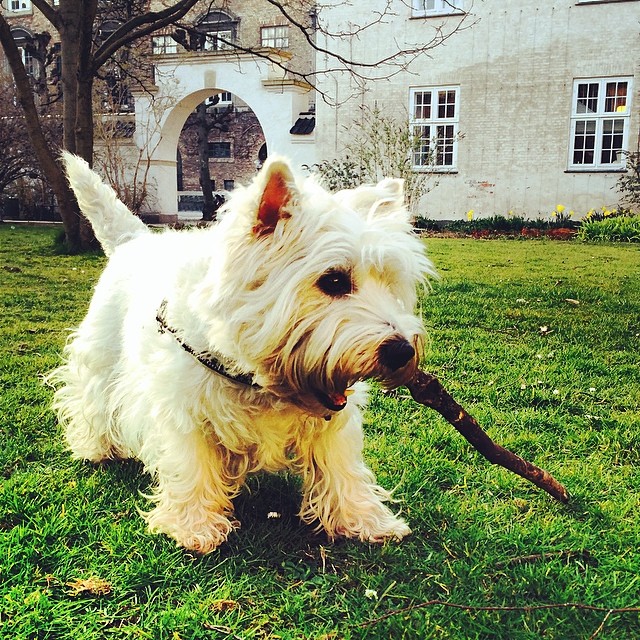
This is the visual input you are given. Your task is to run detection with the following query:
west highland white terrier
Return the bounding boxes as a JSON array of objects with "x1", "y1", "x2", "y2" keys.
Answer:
[{"x1": 49, "y1": 152, "x2": 436, "y2": 553}]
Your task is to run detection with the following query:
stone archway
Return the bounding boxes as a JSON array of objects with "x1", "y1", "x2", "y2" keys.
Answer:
[{"x1": 132, "y1": 51, "x2": 316, "y2": 215}]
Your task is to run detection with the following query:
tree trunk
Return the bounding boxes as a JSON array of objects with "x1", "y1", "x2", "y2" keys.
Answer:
[
  {"x1": 57, "y1": 1, "x2": 81, "y2": 154},
  {"x1": 75, "y1": 0, "x2": 98, "y2": 163},
  {"x1": 197, "y1": 102, "x2": 216, "y2": 221},
  {"x1": 0, "y1": 12, "x2": 87, "y2": 253}
]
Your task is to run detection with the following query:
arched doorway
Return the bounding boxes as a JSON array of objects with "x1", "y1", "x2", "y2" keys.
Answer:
[
  {"x1": 131, "y1": 51, "x2": 316, "y2": 216},
  {"x1": 176, "y1": 90, "x2": 266, "y2": 220}
]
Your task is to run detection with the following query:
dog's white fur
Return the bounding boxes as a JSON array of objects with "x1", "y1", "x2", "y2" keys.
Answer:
[{"x1": 49, "y1": 152, "x2": 436, "y2": 553}]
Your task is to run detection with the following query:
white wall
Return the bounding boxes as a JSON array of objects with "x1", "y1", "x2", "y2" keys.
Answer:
[
  {"x1": 315, "y1": 0, "x2": 640, "y2": 219},
  {"x1": 134, "y1": 51, "x2": 316, "y2": 214}
]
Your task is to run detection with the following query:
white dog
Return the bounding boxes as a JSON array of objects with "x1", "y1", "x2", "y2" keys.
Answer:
[{"x1": 49, "y1": 152, "x2": 435, "y2": 553}]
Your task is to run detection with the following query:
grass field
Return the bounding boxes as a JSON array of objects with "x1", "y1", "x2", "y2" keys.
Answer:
[{"x1": 1, "y1": 225, "x2": 639, "y2": 639}]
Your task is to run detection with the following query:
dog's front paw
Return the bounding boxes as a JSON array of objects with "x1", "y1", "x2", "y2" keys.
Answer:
[
  {"x1": 145, "y1": 507, "x2": 239, "y2": 554},
  {"x1": 360, "y1": 517, "x2": 412, "y2": 543},
  {"x1": 344, "y1": 513, "x2": 411, "y2": 544},
  {"x1": 316, "y1": 505, "x2": 411, "y2": 544}
]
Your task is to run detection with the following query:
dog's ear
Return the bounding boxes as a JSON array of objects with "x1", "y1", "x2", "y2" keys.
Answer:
[
  {"x1": 335, "y1": 178, "x2": 407, "y2": 217},
  {"x1": 254, "y1": 158, "x2": 297, "y2": 235},
  {"x1": 372, "y1": 178, "x2": 405, "y2": 213}
]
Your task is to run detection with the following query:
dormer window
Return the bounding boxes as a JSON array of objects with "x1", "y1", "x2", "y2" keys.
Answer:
[
  {"x1": 197, "y1": 11, "x2": 237, "y2": 51},
  {"x1": 7, "y1": 0, "x2": 32, "y2": 13}
]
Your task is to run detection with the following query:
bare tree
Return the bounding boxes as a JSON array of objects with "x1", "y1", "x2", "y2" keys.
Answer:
[
  {"x1": 181, "y1": 96, "x2": 234, "y2": 221},
  {"x1": 0, "y1": 79, "x2": 40, "y2": 201},
  {"x1": 0, "y1": 0, "x2": 201, "y2": 252}
]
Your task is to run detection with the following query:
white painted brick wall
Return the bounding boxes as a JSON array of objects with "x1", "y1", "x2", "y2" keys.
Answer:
[{"x1": 315, "y1": 0, "x2": 640, "y2": 219}]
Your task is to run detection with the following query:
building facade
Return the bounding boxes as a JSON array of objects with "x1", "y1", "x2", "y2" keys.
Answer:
[
  {"x1": 314, "y1": 0, "x2": 640, "y2": 219},
  {"x1": 1, "y1": 1, "x2": 638, "y2": 220}
]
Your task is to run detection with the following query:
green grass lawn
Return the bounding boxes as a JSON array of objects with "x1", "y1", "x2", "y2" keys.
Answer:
[{"x1": 1, "y1": 225, "x2": 639, "y2": 639}]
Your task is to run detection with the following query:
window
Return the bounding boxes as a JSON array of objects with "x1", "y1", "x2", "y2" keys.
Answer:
[
  {"x1": 203, "y1": 31, "x2": 233, "y2": 51},
  {"x1": 152, "y1": 35, "x2": 178, "y2": 55},
  {"x1": 7, "y1": 0, "x2": 31, "y2": 12},
  {"x1": 208, "y1": 141, "x2": 232, "y2": 159},
  {"x1": 10, "y1": 28, "x2": 41, "y2": 81},
  {"x1": 569, "y1": 77, "x2": 632, "y2": 170},
  {"x1": 21, "y1": 46, "x2": 39, "y2": 79},
  {"x1": 206, "y1": 92, "x2": 232, "y2": 109},
  {"x1": 197, "y1": 11, "x2": 237, "y2": 52},
  {"x1": 410, "y1": 86, "x2": 460, "y2": 170},
  {"x1": 411, "y1": 0, "x2": 463, "y2": 17},
  {"x1": 261, "y1": 25, "x2": 289, "y2": 48}
]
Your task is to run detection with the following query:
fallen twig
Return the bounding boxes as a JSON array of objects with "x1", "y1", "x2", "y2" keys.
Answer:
[
  {"x1": 405, "y1": 369, "x2": 569, "y2": 503},
  {"x1": 494, "y1": 549, "x2": 594, "y2": 569},
  {"x1": 359, "y1": 599, "x2": 640, "y2": 629}
]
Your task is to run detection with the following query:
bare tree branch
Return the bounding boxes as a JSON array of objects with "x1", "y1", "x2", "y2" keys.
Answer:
[
  {"x1": 92, "y1": 0, "x2": 201, "y2": 71},
  {"x1": 30, "y1": 0, "x2": 60, "y2": 30}
]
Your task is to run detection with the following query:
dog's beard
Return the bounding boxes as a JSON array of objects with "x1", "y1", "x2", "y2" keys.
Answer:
[{"x1": 259, "y1": 316, "x2": 423, "y2": 415}]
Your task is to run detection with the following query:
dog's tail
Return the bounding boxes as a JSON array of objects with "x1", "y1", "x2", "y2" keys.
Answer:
[{"x1": 62, "y1": 151, "x2": 149, "y2": 256}]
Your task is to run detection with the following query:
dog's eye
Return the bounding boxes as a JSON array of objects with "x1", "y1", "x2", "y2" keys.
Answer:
[{"x1": 317, "y1": 269, "x2": 353, "y2": 297}]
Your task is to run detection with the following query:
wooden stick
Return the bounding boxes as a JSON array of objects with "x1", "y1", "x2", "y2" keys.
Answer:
[{"x1": 405, "y1": 369, "x2": 569, "y2": 503}]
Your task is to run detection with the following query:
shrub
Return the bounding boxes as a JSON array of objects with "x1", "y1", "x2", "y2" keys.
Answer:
[
  {"x1": 308, "y1": 106, "x2": 438, "y2": 216},
  {"x1": 615, "y1": 150, "x2": 640, "y2": 211},
  {"x1": 577, "y1": 215, "x2": 640, "y2": 242}
]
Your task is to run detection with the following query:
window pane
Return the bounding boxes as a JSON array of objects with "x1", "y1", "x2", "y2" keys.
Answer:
[
  {"x1": 412, "y1": 125, "x2": 431, "y2": 166},
  {"x1": 573, "y1": 119, "x2": 596, "y2": 165},
  {"x1": 413, "y1": 91, "x2": 431, "y2": 119},
  {"x1": 413, "y1": 0, "x2": 460, "y2": 12},
  {"x1": 601, "y1": 118, "x2": 624, "y2": 163},
  {"x1": 10, "y1": 1, "x2": 31, "y2": 10},
  {"x1": 152, "y1": 36, "x2": 177, "y2": 54},
  {"x1": 204, "y1": 30, "x2": 233, "y2": 50},
  {"x1": 436, "y1": 124, "x2": 455, "y2": 165},
  {"x1": 261, "y1": 25, "x2": 289, "y2": 48},
  {"x1": 208, "y1": 142, "x2": 231, "y2": 158},
  {"x1": 605, "y1": 81, "x2": 627, "y2": 113},
  {"x1": 438, "y1": 90, "x2": 456, "y2": 119},
  {"x1": 576, "y1": 83, "x2": 598, "y2": 114}
]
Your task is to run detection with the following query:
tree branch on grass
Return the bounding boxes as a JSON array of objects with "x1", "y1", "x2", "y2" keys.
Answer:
[
  {"x1": 360, "y1": 600, "x2": 640, "y2": 631},
  {"x1": 406, "y1": 369, "x2": 570, "y2": 503}
]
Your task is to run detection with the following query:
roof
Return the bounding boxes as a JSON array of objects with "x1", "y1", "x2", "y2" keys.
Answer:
[{"x1": 289, "y1": 115, "x2": 315, "y2": 135}]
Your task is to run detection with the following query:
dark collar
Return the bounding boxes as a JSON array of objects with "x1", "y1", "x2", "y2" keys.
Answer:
[{"x1": 156, "y1": 299, "x2": 258, "y2": 388}]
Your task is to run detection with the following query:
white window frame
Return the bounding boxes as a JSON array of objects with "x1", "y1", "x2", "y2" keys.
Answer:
[
  {"x1": 410, "y1": 86, "x2": 460, "y2": 171},
  {"x1": 204, "y1": 30, "x2": 234, "y2": 51},
  {"x1": 411, "y1": 0, "x2": 463, "y2": 17},
  {"x1": 568, "y1": 76, "x2": 632, "y2": 171},
  {"x1": 7, "y1": 0, "x2": 31, "y2": 12},
  {"x1": 151, "y1": 35, "x2": 178, "y2": 55},
  {"x1": 261, "y1": 25, "x2": 289, "y2": 48}
]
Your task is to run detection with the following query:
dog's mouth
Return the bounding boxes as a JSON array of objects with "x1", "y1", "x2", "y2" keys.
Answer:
[
  {"x1": 310, "y1": 361, "x2": 418, "y2": 414},
  {"x1": 314, "y1": 388, "x2": 351, "y2": 412}
]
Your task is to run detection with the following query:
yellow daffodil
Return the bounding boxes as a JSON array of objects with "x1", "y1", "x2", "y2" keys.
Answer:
[
  {"x1": 466, "y1": 209, "x2": 474, "y2": 221},
  {"x1": 555, "y1": 204, "x2": 565, "y2": 214}
]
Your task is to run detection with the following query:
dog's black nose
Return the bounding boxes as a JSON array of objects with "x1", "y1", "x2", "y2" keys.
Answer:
[{"x1": 379, "y1": 338, "x2": 415, "y2": 371}]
